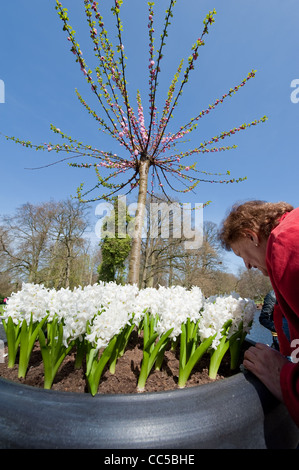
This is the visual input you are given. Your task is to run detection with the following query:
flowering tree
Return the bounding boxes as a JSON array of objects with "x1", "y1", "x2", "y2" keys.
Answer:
[{"x1": 5, "y1": 0, "x2": 267, "y2": 285}]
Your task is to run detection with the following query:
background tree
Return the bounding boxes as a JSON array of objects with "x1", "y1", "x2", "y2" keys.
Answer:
[
  {"x1": 0, "y1": 202, "x2": 56, "y2": 283},
  {"x1": 97, "y1": 197, "x2": 132, "y2": 284},
  {"x1": 74, "y1": 244, "x2": 102, "y2": 286},
  {"x1": 0, "y1": 272, "x2": 16, "y2": 304},
  {"x1": 0, "y1": 199, "x2": 100, "y2": 290},
  {"x1": 139, "y1": 198, "x2": 225, "y2": 290},
  {"x1": 235, "y1": 268, "x2": 272, "y2": 302},
  {"x1": 204, "y1": 271, "x2": 238, "y2": 297},
  {"x1": 139, "y1": 195, "x2": 186, "y2": 288},
  {"x1": 5, "y1": 1, "x2": 267, "y2": 285},
  {"x1": 47, "y1": 199, "x2": 90, "y2": 288},
  {"x1": 173, "y1": 221, "x2": 223, "y2": 291}
]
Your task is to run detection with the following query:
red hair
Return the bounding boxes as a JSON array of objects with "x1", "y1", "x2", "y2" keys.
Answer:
[{"x1": 219, "y1": 200, "x2": 294, "y2": 250}]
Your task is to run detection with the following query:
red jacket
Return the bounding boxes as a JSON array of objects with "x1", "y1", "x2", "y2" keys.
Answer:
[{"x1": 266, "y1": 208, "x2": 299, "y2": 427}]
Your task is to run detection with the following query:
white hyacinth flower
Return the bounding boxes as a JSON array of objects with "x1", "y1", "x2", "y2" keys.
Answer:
[
  {"x1": 199, "y1": 292, "x2": 256, "y2": 349},
  {"x1": 1, "y1": 283, "x2": 255, "y2": 352}
]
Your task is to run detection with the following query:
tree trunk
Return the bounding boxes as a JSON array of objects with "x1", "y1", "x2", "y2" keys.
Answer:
[
  {"x1": 128, "y1": 158, "x2": 150, "y2": 285},
  {"x1": 64, "y1": 245, "x2": 72, "y2": 289},
  {"x1": 147, "y1": 249, "x2": 156, "y2": 287}
]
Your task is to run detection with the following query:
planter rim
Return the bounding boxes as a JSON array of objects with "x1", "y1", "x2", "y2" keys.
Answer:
[{"x1": 0, "y1": 369, "x2": 244, "y2": 400}]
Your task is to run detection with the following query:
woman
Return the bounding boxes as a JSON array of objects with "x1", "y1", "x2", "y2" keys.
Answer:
[{"x1": 219, "y1": 200, "x2": 299, "y2": 427}]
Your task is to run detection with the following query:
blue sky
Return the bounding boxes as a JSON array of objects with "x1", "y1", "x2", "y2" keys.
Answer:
[{"x1": 1, "y1": 0, "x2": 299, "y2": 274}]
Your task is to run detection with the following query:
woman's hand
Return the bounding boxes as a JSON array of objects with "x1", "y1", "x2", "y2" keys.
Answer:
[{"x1": 243, "y1": 343, "x2": 289, "y2": 402}]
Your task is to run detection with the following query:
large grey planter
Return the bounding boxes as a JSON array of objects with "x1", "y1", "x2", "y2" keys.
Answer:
[{"x1": 0, "y1": 367, "x2": 298, "y2": 449}]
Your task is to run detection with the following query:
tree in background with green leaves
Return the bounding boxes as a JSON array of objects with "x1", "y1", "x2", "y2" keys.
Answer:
[{"x1": 97, "y1": 197, "x2": 132, "y2": 284}]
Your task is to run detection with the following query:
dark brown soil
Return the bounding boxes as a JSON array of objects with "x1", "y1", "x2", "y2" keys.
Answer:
[{"x1": 0, "y1": 330, "x2": 244, "y2": 394}]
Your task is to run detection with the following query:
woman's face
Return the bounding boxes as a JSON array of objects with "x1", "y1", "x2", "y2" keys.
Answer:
[{"x1": 230, "y1": 231, "x2": 268, "y2": 276}]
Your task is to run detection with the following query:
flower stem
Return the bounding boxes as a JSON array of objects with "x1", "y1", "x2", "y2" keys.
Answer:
[
  {"x1": 39, "y1": 317, "x2": 74, "y2": 389},
  {"x1": 208, "y1": 336, "x2": 230, "y2": 380},
  {"x1": 137, "y1": 312, "x2": 173, "y2": 391},
  {"x1": 109, "y1": 323, "x2": 135, "y2": 374},
  {"x1": 2, "y1": 317, "x2": 21, "y2": 368},
  {"x1": 178, "y1": 336, "x2": 214, "y2": 388},
  {"x1": 74, "y1": 338, "x2": 87, "y2": 370},
  {"x1": 18, "y1": 315, "x2": 48, "y2": 378},
  {"x1": 86, "y1": 335, "x2": 118, "y2": 396}
]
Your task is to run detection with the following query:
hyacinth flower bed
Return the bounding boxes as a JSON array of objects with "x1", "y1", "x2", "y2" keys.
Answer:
[{"x1": 0, "y1": 283, "x2": 256, "y2": 396}]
